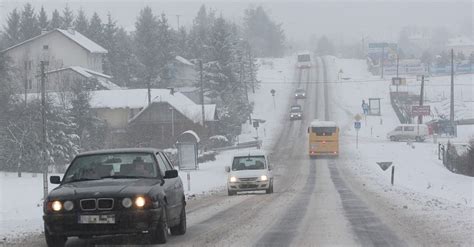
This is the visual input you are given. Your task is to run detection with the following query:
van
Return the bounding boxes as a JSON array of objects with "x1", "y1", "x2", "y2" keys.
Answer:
[
  {"x1": 387, "y1": 124, "x2": 429, "y2": 142},
  {"x1": 225, "y1": 150, "x2": 273, "y2": 196}
]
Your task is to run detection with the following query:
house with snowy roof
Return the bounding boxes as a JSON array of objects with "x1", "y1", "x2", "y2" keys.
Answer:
[
  {"x1": 1, "y1": 28, "x2": 119, "y2": 94},
  {"x1": 89, "y1": 88, "x2": 218, "y2": 148}
]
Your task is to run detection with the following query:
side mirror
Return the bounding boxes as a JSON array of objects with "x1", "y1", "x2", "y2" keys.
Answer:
[
  {"x1": 225, "y1": 166, "x2": 230, "y2": 173},
  {"x1": 268, "y1": 164, "x2": 272, "y2": 171},
  {"x1": 307, "y1": 127, "x2": 310, "y2": 133},
  {"x1": 164, "y1": 170, "x2": 178, "y2": 179},
  {"x1": 50, "y1": 176, "x2": 61, "y2": 184}
]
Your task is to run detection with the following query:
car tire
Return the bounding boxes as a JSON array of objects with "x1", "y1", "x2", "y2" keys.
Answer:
[
  {"x1": 390, "y1": 136, "x2": 397, "y2": 142},
  {"x1": 44, "y1": 226, "x2": 67, "y2": 247},
  {"x1": 415, "y1": 136, "x2": 423, "y2": 142},
  {"x1": 170, "y1": 204, "x2": 186, "y2": 235},
  {"x1": 150, "y1": 210, "x2": 168, "y2": 244},
  {"x1": 266, "y1": 182, "x2": 274, "y2": 194},
  {"x1": 228, "y1": 190, "x2": 236, "y2": 196}
]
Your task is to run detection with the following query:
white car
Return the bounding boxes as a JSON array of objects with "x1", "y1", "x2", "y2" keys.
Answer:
[
  {"x1": 225, "y1": 150, "x2": 274, "y2": 195},
  {"x1": 387, "y1": 124, "x2": 429, "y2": 142}
]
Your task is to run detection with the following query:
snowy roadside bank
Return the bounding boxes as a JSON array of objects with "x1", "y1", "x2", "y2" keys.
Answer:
[{"x1": 325, "y1": 56, "x2": 473, "y2": 207}]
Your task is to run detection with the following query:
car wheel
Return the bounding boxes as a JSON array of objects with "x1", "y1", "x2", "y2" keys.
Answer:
[
  {"x1": 44, "y1": 225, "x2": 67, "y2": 247},
  {"x1": 228, "y1": 190, "x2": 236, "y2": 196},
  {"x1": 170, "y1": 203, "x2": 186, "y2": 235},
  {"x1": 390, "y1": 136, "x2": 397, "y2": 142},
  {"x1": 266, "y1": 182, "x2": 274, "y2": 194},
  {"x1": 150, "y1": 209, "x2": 168, "y2": 244},
  {"x1": 415, "y1": 136, "x2": 422, "y2": 142}
]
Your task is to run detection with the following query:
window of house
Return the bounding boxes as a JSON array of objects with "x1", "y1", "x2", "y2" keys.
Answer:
[{"x1": 43, "y1": 45, "x2": 49, "y2": 50}]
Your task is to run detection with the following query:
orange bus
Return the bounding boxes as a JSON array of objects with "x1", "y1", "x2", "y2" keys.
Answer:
[{"x1": 308, "y1": 120, "x2": 339, "y2": 157}]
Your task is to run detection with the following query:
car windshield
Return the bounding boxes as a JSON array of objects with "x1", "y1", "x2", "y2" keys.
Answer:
[
  {"x1": 62, "y1": 153, "x2": 158, "y2": 183},
  {"x1": 295, "y1": 89, "x2": 305, "y2": 93},
  {"x1": 232, "y1": 156, "x2": 266, "y2": 171},
  {"x1": 291, "y1": 106, "x2": 302, "y2": 112}
]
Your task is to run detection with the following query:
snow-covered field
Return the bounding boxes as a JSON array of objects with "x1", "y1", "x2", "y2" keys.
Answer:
[
  {"x1": 0, "y1": 57, "x2": 295, "y2": 240},
  {"x1": 326, "y1": 56, "x2": 474, "y2": 207}
]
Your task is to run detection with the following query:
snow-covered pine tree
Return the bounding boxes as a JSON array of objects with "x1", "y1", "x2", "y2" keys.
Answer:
[
  {"x1": 113, "y1": 28, "x2": 137, "y2": 87},
  {"x1": 49, "y1": 9, "x2": 62, "y2": 29},
  {"x1": 38, "y1": 6, "x2": 49, "y2": 31},
  {"x1": 156, "y1": 13, "x2": 175, "y2": 87},
  {"x1": 61, "y1": 6, "x2": 74, "y2": 29},
  {"x1": 102, "y1": 13, "x2": 118, "y2": 75},
  {"x1": 134, "y1": 6, "x2": 160, "y2": 89},
  {"x1": 3, "y1": 9, "x2": 21, "y2": 47},
  {"x1": 88, "y1": 12, "x2": 104, "y2": 46},
  {"x1": 19, "y1": 3, "x2": 41, "y2": 41},
  {"x1": 187, "y1": 5, "x2": 215, "y2": 60},
  {"x1": 74, "y1": 8, "x2": 89, "y2": 35}
]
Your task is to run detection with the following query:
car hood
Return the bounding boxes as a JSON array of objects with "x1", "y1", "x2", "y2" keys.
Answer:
[
  {"x1": 48, "y1": 178, "x2": 160, "y2": 199},
  {"x1": 230, "y1": 169, "x2": 269, "y2": 178}
]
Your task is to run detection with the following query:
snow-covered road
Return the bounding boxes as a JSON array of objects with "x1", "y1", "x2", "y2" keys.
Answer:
[{"x1": 9, "y1": 56, "x2": 473, "y2": 246}]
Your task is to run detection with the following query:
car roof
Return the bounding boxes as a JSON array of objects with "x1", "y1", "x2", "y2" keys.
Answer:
[
  {"x1": 77, "y1": 148, "x2": 162, "y2": 157},
  {"x1": 233, "y1": 149, "x2": 267, "y2": 158}
]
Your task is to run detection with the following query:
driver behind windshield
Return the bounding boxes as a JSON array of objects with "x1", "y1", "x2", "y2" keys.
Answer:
[{"x1": 232, "y1": 156, "x2": 266, "y2": 171}]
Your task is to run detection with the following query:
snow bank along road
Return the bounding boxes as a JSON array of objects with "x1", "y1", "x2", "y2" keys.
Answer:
[{"x1": 15, "y1": 57, "x2": 471, "y2": 246}]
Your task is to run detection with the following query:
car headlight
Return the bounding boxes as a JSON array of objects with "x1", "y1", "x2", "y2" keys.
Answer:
[
  {"x1": 63, "y1": 201, "x2": 74, "y2": 211},
  {"x1": 260, "y1": 175, "x2": 268, "y2": 181},
  {"x1": 122, "y1": 197, "x2": 132, "y2": 208},
  {"x1": 229, "y1": 176, "x2": 237, "y2": 183},
  {"x1": 51, "y1": 201, "x2": 62, "y2": 212},
  {"x1": 135, "y1": 196, "x2": 146, "y2": 208}
]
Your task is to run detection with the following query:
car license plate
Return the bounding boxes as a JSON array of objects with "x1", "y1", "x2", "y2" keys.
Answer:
[{"x1": 78, "y1": 214, "x2": 115, "y2": 224}]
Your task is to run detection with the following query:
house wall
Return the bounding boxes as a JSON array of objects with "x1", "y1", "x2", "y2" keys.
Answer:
[
  {"x1": 5, "y1": 30, "x2": 103, "y2": 94},
  {"x1": 94, "y1": 108, "x2": 142, "y2": 129}
]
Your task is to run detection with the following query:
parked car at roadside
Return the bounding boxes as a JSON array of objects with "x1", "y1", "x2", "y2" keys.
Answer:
[
  {"x1": 226, "y1": 150, "x2": 274, "y2": 195},
  {"x1": 43, "y1": 148, "x2": 186, "y2": 247},
  {"x1": 387, "y1": 124, "x2": 429, "y2": 142}
]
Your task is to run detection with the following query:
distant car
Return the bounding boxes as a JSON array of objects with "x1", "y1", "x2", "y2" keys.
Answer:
[
  {"x1": 294, "y1": 88, "x2": 306, "y2": 99},
  {"x1": 387, "y1": 124, "x2": 429, "y2": 142},
  {"x1": 289, "y1": 104, "x2": 303, "y2": 120},
  {"x1": 297, "y1": 52, "x2": 312, "y2": 68},
  {"x1": 226, "y1": 150, "x2": 274, "y2": 195},
  {"x1": 43, "y1": 148, "x2": 186, "y2": 247}
]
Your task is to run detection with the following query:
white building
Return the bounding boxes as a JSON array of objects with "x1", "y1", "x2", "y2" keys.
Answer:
[
  {"x1": 1, "y1": 28, "x2": 110, "y2": 93},
  {"x1": 447, "y1": 37, "x2": 474, "y2": 56}
]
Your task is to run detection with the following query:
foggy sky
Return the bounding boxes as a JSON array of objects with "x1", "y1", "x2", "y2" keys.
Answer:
[{"x1": 1, "y1": 0, "x2": 472, "y2": 45}]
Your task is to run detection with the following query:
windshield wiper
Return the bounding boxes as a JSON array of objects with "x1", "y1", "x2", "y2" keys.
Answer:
[{"x1": 100, "y1": 175, "x2": 150, "y2": 179}]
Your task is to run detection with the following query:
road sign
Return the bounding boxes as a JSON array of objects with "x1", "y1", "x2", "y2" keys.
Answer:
[
  {"x1": 270, "y1": 89, "x2": 276, "y2": 96},
  {"x1": 354, "y1": 121, "x2": 361, "y2": 130},
  {"x1": 354, "y1": 114, "x2": 362, "y2": 121},
  {"x1": 411, "y1": 105, "x2": 430, "y2": 116},
  {"x1": 376, "y1": 162, "x2": 393, "y2": 171},
  {"x1": 253, "y1": 121, "x2": 259, "y2": 128}
]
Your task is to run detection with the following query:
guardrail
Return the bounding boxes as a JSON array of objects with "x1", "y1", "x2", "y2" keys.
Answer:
[{"x1": 211, "y1": 140, "x2": 262, "y2": 151}]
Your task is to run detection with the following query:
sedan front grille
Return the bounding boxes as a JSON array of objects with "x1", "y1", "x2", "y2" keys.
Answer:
[
  {"x1": 97, "y1": 198, "x2": 114, "y2": 210},
  {"x1": 80, "y1": 199, "x2": 96, "y2": 211},
  {"x1": 80, "y1": 198, "x2": 114, "y2": 211}
]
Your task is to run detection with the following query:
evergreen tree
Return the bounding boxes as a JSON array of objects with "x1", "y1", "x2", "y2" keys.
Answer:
[
  {"x1": 38, "y1": 6, "x2": 49, "y2": 31},
  {"x1": 134, "y1": 6, "x2": 160, "y2": 88},
  {"x1": 187, "y1": 5, "x2": 215, "y2": 60},
  {"x1": 156, "y1": 13, "x2": 175, "y2": 86},
  {"x1": 19, "y1": 3, "x2": 41, "y2": 41},
  {"x1": 74, "y1": 9, "x2": 89, "y2": 35},
  {"x1": 175, "y1": 27, "x2": 189, "y2": 57},
  {"x1": 88, "y1": 12, "x2": 104, "y2": 45},
  {"x1": 61, "y1": 5, "x2": 75, "y2": 29},
  {"x1": 102, "y1": 13, "x2": 118, "y2": 75},
  {"x1": 50, "y1": 9, "x2": 63, "y2": 29},
  {"x1": 3, "y1": 9, "x2": 21, "y2": 46},
  {"x1": 243, "y1": 6, "x2": 285, "y2": 57},
  {"x1": 114, "y1": 28, "x2": 137, "y2": 87}
]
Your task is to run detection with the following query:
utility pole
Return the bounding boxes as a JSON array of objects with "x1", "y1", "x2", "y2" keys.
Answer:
[
  {"x1": 199, "y1": 60, "x2": 205, "y2": 128},
  {"x1": 240, "y1": 60, "x2": 251, "y2": 123},
  {"x1": 450, "y1": 49, "x2": 455, "y2": 136},
  {"x1": 40, "y1": 61, "x2": 48, "y2": 200},
  {"x1": 380, "y1": 45, "x2": 385, "y2": 79},
  {"x1": 418, "y1": 75, "x2": 425, "y2": 124},
  {"x1": 147, "y1": 78, "x2": 151, "y2": 105},
  {"x1": 396, "y1": 53, "x2": 399, "y2": 78},
  {"x1": 176, "y1": 14, "x2": 181, "y2": 30}
]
